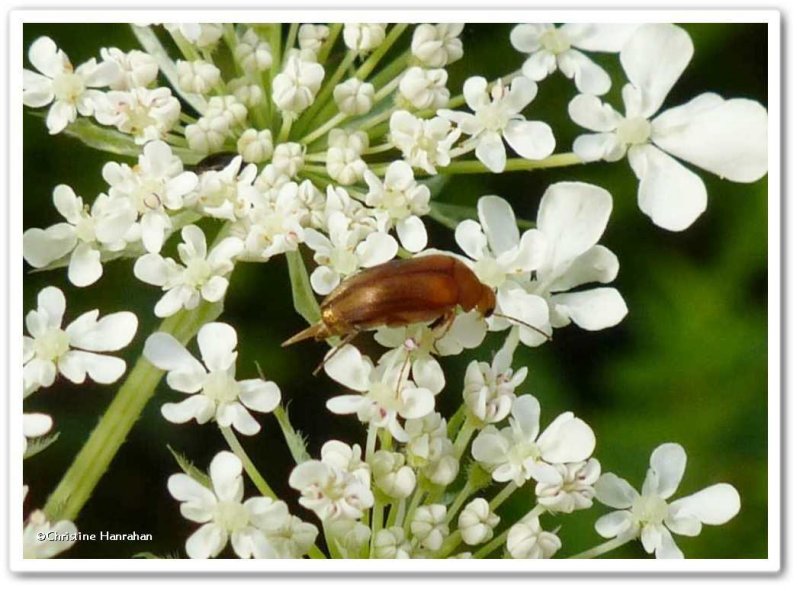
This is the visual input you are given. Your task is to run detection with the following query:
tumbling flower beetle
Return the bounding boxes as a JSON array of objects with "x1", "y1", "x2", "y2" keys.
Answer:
[{"x1": 282, "y1": 254, "x2": 549, "y2": 366}]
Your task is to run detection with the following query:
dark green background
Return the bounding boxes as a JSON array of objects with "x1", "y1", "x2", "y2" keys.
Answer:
[{"x1": 22, "y1": 23, "x2": 769, "y2": 559}]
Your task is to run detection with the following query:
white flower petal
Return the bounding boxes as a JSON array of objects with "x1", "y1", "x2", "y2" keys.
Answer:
[
  {"x1": 412, "y1": 357, "x2": 445, "y2": 395},
  {"x1": 60, "y1": 351, "x2": 126, "y2": 384},
  {"x1": 476, "y1": 132, "x2": 506, "y2": 173},
  {"x1": 568, "y1": 94, "x2": 622, "y2": 132},
  {"x1": 562, "y1": 23, "x2": 640, "y2": 52},
  {"x1": 310, "y1": 266, "x2": 341, "y2": 296},
  {"x1": 549, "y1": 245, "x2": 619, "y2": 292},
  {"x1": 37, "y1": 286, "x2": 66, "y2": 327},
  {"x1": 538, "y1": 412, "x2": 595, "y2": 463},
  {"x1": 185, "y1": 523, "x2": 227, "y2": 559},
  {"x1": 67, "y1": 243, "x2": 103, "y2": 287},
  {"x1": 537, "y1": 181, "x2": 613, "y2": 270},
  {"x1": 595, "y1": 509, "x2": 634, "y2": 538},
  {"x1": 197, "y1": 322, "x2": 238, "y2": 372},
  {"x1": 400, "y1": 387, "x2": 435, "y2": 419},
  {"x1": 356, "y1": 232, "x2": 398, "y2": 267},
  {"x1": 510, "y1": 24, "x2": 548, "y2": 53},
  {"x1": 521, "y1": 50, "x2": 557, "y2": 82},
  {"x1": 23, "y1": 224, "x2": 77, "y2": 268},
  {"x1": 238, "y1": 379, "x2": 281, "y2": 413},
  {"x1": 209, "y1": 451, "x2": 244, "y2": 502},
  {"x1": 629, "y1": 144, "x2": 707, "y2": 231},
  {"x1": 462, "y1": 76, "x2": 489, "y2": 111},
  {"x1": 558, "y1": 49, "x2": 611, "y2": 95},
  {"x1": 454, "y1": 219, "x2": 488, "y2": 261},
  {"x1": 478, "y1": 195, "x2": 520, "y2": 257},
  {"x1": 503, "y1": 120, "x2": 555, "y2": 161},
  {"x1": 620, "y1": 24, "x2": 693, "y2": 119},
  {"x1": 648, "y1": 443, "x2": 687, "y2": 499},
  {"x1": 654, "y1": 528, "x2": 684, "y2": 559},
  {"x1": 324, "y1": 344, "x2": 371, "y2": 392},
  {"x1": 669, "y1": 483, "x2": 741, "y2": 526},
  {"x1": 67, "y1": 311, "x2": 137, "y2": 351},
  {"x1": 326, "y1": 394, "x2": 366, "y2": 415},
  {"x1": 162, "y1": 394, "x2": 215, "y2": 424},
  {"x1": 396, "y1": 216, "x2": 428, "y2": 253},
  {"x1": 144, "y1": 332, "x2": 204, "y2": 374},
  {"x1": 652, "y1": 96, "x2": 768, "y2": 183},
  {"x1": 200, "y1": 276, "x2": 229, "y2": 302},
  {"x1": 594, "y1": 473, "x2": 638, "y2": 509},
  {"x1": 512, "y1": 395, "x2": 541, "y2": 440},
  {"x1": 550, "y1": 288, "x2": 628, "y2": 331}
]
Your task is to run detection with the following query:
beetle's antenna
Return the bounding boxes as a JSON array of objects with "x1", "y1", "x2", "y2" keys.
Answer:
[
  {"x1": 490, "y1": 313, "x2": 552, "y2": 341},
  {"x1": 313, "y1": 332, "x2": 359, "y2": 376}
]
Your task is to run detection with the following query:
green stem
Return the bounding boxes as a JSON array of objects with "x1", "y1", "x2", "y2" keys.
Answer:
[
  {"x1": 284, "y1": 23, "x2": 299, "y2": 58},
  {"x1": 568, "y1": 534, "x2": 636, "y2": 559},
  {"x1": 317, "y1": 23, "x2": 342, "y2": 64},
  {"x1": 354, "y1": 24, "x2": 409, "y2": 80},
  {"x1": 43, "y1": 299, "x2": 224, "y2": 522},
  {"x1": 295, "y1": 50, "x2": 358, "y2": 135},
  {"x1": 370, "y1": 498, "x2": 385, "y2": 556},
  {"x1": 434, "y1": 153, "x2": 583, "y2": 175},
  {"x1": 403, "y1": 486, "x2": 425, "y2": 535},
  {"x1": 447, "y1": 404, "x2": 466, "y2": 439},
  {"x1": 452, "y1": 417, "x2": 477, "y2": 462},
  {"x1": 488, "y1": 482, "x2": 518, "y2": 511},
  {"x1": 219, "y1": 425, "x2": 277, "y2": 498}
]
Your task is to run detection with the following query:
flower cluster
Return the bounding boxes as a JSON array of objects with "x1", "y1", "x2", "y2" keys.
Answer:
[{"x1": 21, "y1": 21, "x2": 764, "y2": 560}]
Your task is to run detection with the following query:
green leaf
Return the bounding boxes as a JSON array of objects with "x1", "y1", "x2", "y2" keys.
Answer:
[
  {"x1": 167, "y1": 445, "x2": 211, "y2": 488},
  {"x1": 23, "y1": 432, "x2": 60, "y2": 460},
  {"x1": 286, "y1": 250, "x2": 321, "y2": 325}
]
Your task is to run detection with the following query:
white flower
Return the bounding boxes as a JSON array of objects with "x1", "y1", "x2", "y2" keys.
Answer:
[
  {"x1": 103, "y1": 140, "x2": 198, "y2": 253},
  {"x1": 334, "y1": 77, "x2": 375, "y2": 116},
  {"x1": 23, "y1": 185, "x2": 137, "y2": 287},
  {"x1": 94, "y1": 86, "x2": 181, "y2": 144},
  {"x1": 289, "y1": 440, "x2": 374, "y2": 522},
  {"x1": 362, "y1": 161, "x2": 430, "y2": 252},
  {"x1": 242, "y1": 182, "x2": 306, "y2": 260},
  {"x1": 569, "y1": 23, "x2": 768, "y2": 231},
  {"x1": 506, "y1": 515, "x2": 561, "y2": 559},
  {"x1": 23, "y1": 286, "x2": 137, "y2": 396},
  {"x1": 273, "y1": 142, "x2": 305, "y2": 177},
  {"x1": 326, "y1": 519, "x2": 372, "y2": 557},
  {"x1": 458, "y1": 498, "x2": 500, "y2": 545},
  {"x1": 228, "y1": 77, "x2": 264, "y2": 108},
  {"x1": 237, "y1": 128, "x2": 274, "y2": 164},
  {"x1": 100, "y1": 47, "x2": 158, "y2": 90},
  {"x1": 343, "y1": 23, "x2": 387, "y2": 53},
  {"x1": 527, "y1": 182, "x2": 628, "y2": 332},
  {"x1": 404, "y1": 412, "x2": 459, "y2": 486},
  {"x1": 263, "y1": 512, "x2": 319, "y2": 558},
  {"x1": 134, "y1": 225, "x2": 242, "y2": 317},
  {"x1": 206, "y1": 95, "x2": 248, "y2": 129},
  {"x1": 389, "y1": 111, "x2": 459, "y2": 174},
  {"x1": 298, "y1": 24, "x2": 330, "y2": 53},
  {"x1": 373, "y1": 527, "x2": 412, "y2": 559},
  {"x1": 177, "y1": 59, "x2": 221, "y2": 94},
  {"x1": 168, "y1": 451, "x2": 286, "y2": 558},
  {"x1": 370, "y1": 451, "x2": 416, "y2": 499},
  {"x1": 23, "y1": 413, "x2": 53, "y2": 455},
  {"x1": 454, "y1": 195, "x2": 550, "y2": 345},
  {"x1": 594, "y1": 443, "x2": 741, "y2": 559},
  {"x1": 412, "y1": 24, "x2": 464, "y2": 68},
  {"x1": 234, "y1": 28, "x2": 273, "y2": 73},
  {"x1": 410, "y1": 504, "x2": 448, "y2": 551},
  {"x1": 398, "y1": 67, "x2": 450, "y2": 110},
  {"x1": 305, "y1": 212, "x2": 397, "y2": 295},
  {"x1": 272, "y1": 54, "x2": 325, "y2": 116},
  {"x1": 193, "y1": 156, "x2": 260, "y2": 221},
  {"x1": 23, "y1": 510, "x2": 77, "y2": 558},
  {"x1": 471, "y1": 394, "x2": 595, "y2": 486},
  {"x1": 511, "y1": 23, "x2": 639, "y2": 95},
  {"x1": 185, "y1": 115, "x2": 229, "y2": 154},
  {"x1": 439, "y1": 76, "x2": 555, "y2": 173},
  {"x1": 144, "y1": 322, "x2": 280, "y2": 435},
  {"x1": 463, "y1": 336, "x2": 527, "y2": 424},
  {"x1": 326, "y1": 129, "x2": 369, "y2": 185},
  {"x1": 324, "y1": 344, "x2": 436, "y2": 442},
  {"x1": 165, "y1": 23, "x2": 223, "y2": 49},
  {"x1": 535, "y1": 458, "x2": 601, "y2": 513},
  {"x1": 23, "y1": 36, "x2": 119, "y2": 134}
]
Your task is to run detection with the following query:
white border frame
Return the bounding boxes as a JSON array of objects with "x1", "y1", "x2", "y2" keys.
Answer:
[{"x1": 6, "y1": 7, "x2": 781, "y2": 575}]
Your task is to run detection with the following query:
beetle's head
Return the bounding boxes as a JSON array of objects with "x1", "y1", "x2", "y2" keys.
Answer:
[{"x1": 476, "y1": 285, "x2": 496, "y2": 318}]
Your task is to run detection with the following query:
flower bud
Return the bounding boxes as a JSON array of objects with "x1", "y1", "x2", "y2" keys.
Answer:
[
  {"x1": 272, "y1": 142, "x2": 305, "y2": 177},
  {"x1": 298, "y1": 24, "x2": 330, "y2": 53},
  {"x1": 100, "y1": 48, "x2": 158, "y2": 90},
  {"x1": 176, "y1": 59, "x2": 220, "y2": 94},
  {"x1": 237, "y1": 128, "x2": 274, "y2": 164},
  {"x1": 206, "y1": 95, "x2": 248, "y2": 128},
  {"x1": 272, "y1": 54, "x2": 325, "y2": 115},
  {"x1": 398, "y1": 67, "x2": 449, "y2": 110},
  {"x1": 410, "y1": 504, "x2": 448, "y2": 551},
  {"x1": 506, "y1": 516, "x2": 561, "y2": 559},
  {"x1": 458, "y1": 498, "x2": 500, "y2": 545},
  {"x1": 343, "y1": 23, "x2": 387, "y2": 52},
  {"x1": 234, "y1": 28, "x2": 273, "y2": 73},
  {"x1": 412, "y1": 23, "x2": 464, "y2": 67},
  {"x1": 334, "y1": 78, "x2": 375, "y2": 116},
  {"x1": 228, "y1": 77, "x2": 264, "y2": 108},
  {"x1": 373, "y1": 527, "x2": 411, "y2": 559},
  {"x1": 370, "y1": 451, "x2": 417, "y2": 499},
  {"x1": 186, "y1": 116, "x2": 228, "y2": 153}
]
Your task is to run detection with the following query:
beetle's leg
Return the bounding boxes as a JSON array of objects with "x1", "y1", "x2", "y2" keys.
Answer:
[
  {"x1": 431, "y1": 310, "x2": 456, "y2": 355},
  {"x1": 394, "y1": 349, "x2": 413, "y2": 395},
  {"x1": 313, "y1": 331, "x2": 359, "y2": 376}
]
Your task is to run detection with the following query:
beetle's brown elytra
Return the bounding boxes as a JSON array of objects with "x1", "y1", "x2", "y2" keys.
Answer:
[{"x1": 281, "y1": 254, "x2": 496, "y2": 347}]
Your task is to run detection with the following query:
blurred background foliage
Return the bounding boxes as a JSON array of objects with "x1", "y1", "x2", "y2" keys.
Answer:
[{"x1": 22, "y1": 22, "x2": 768, "y2": 559}]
